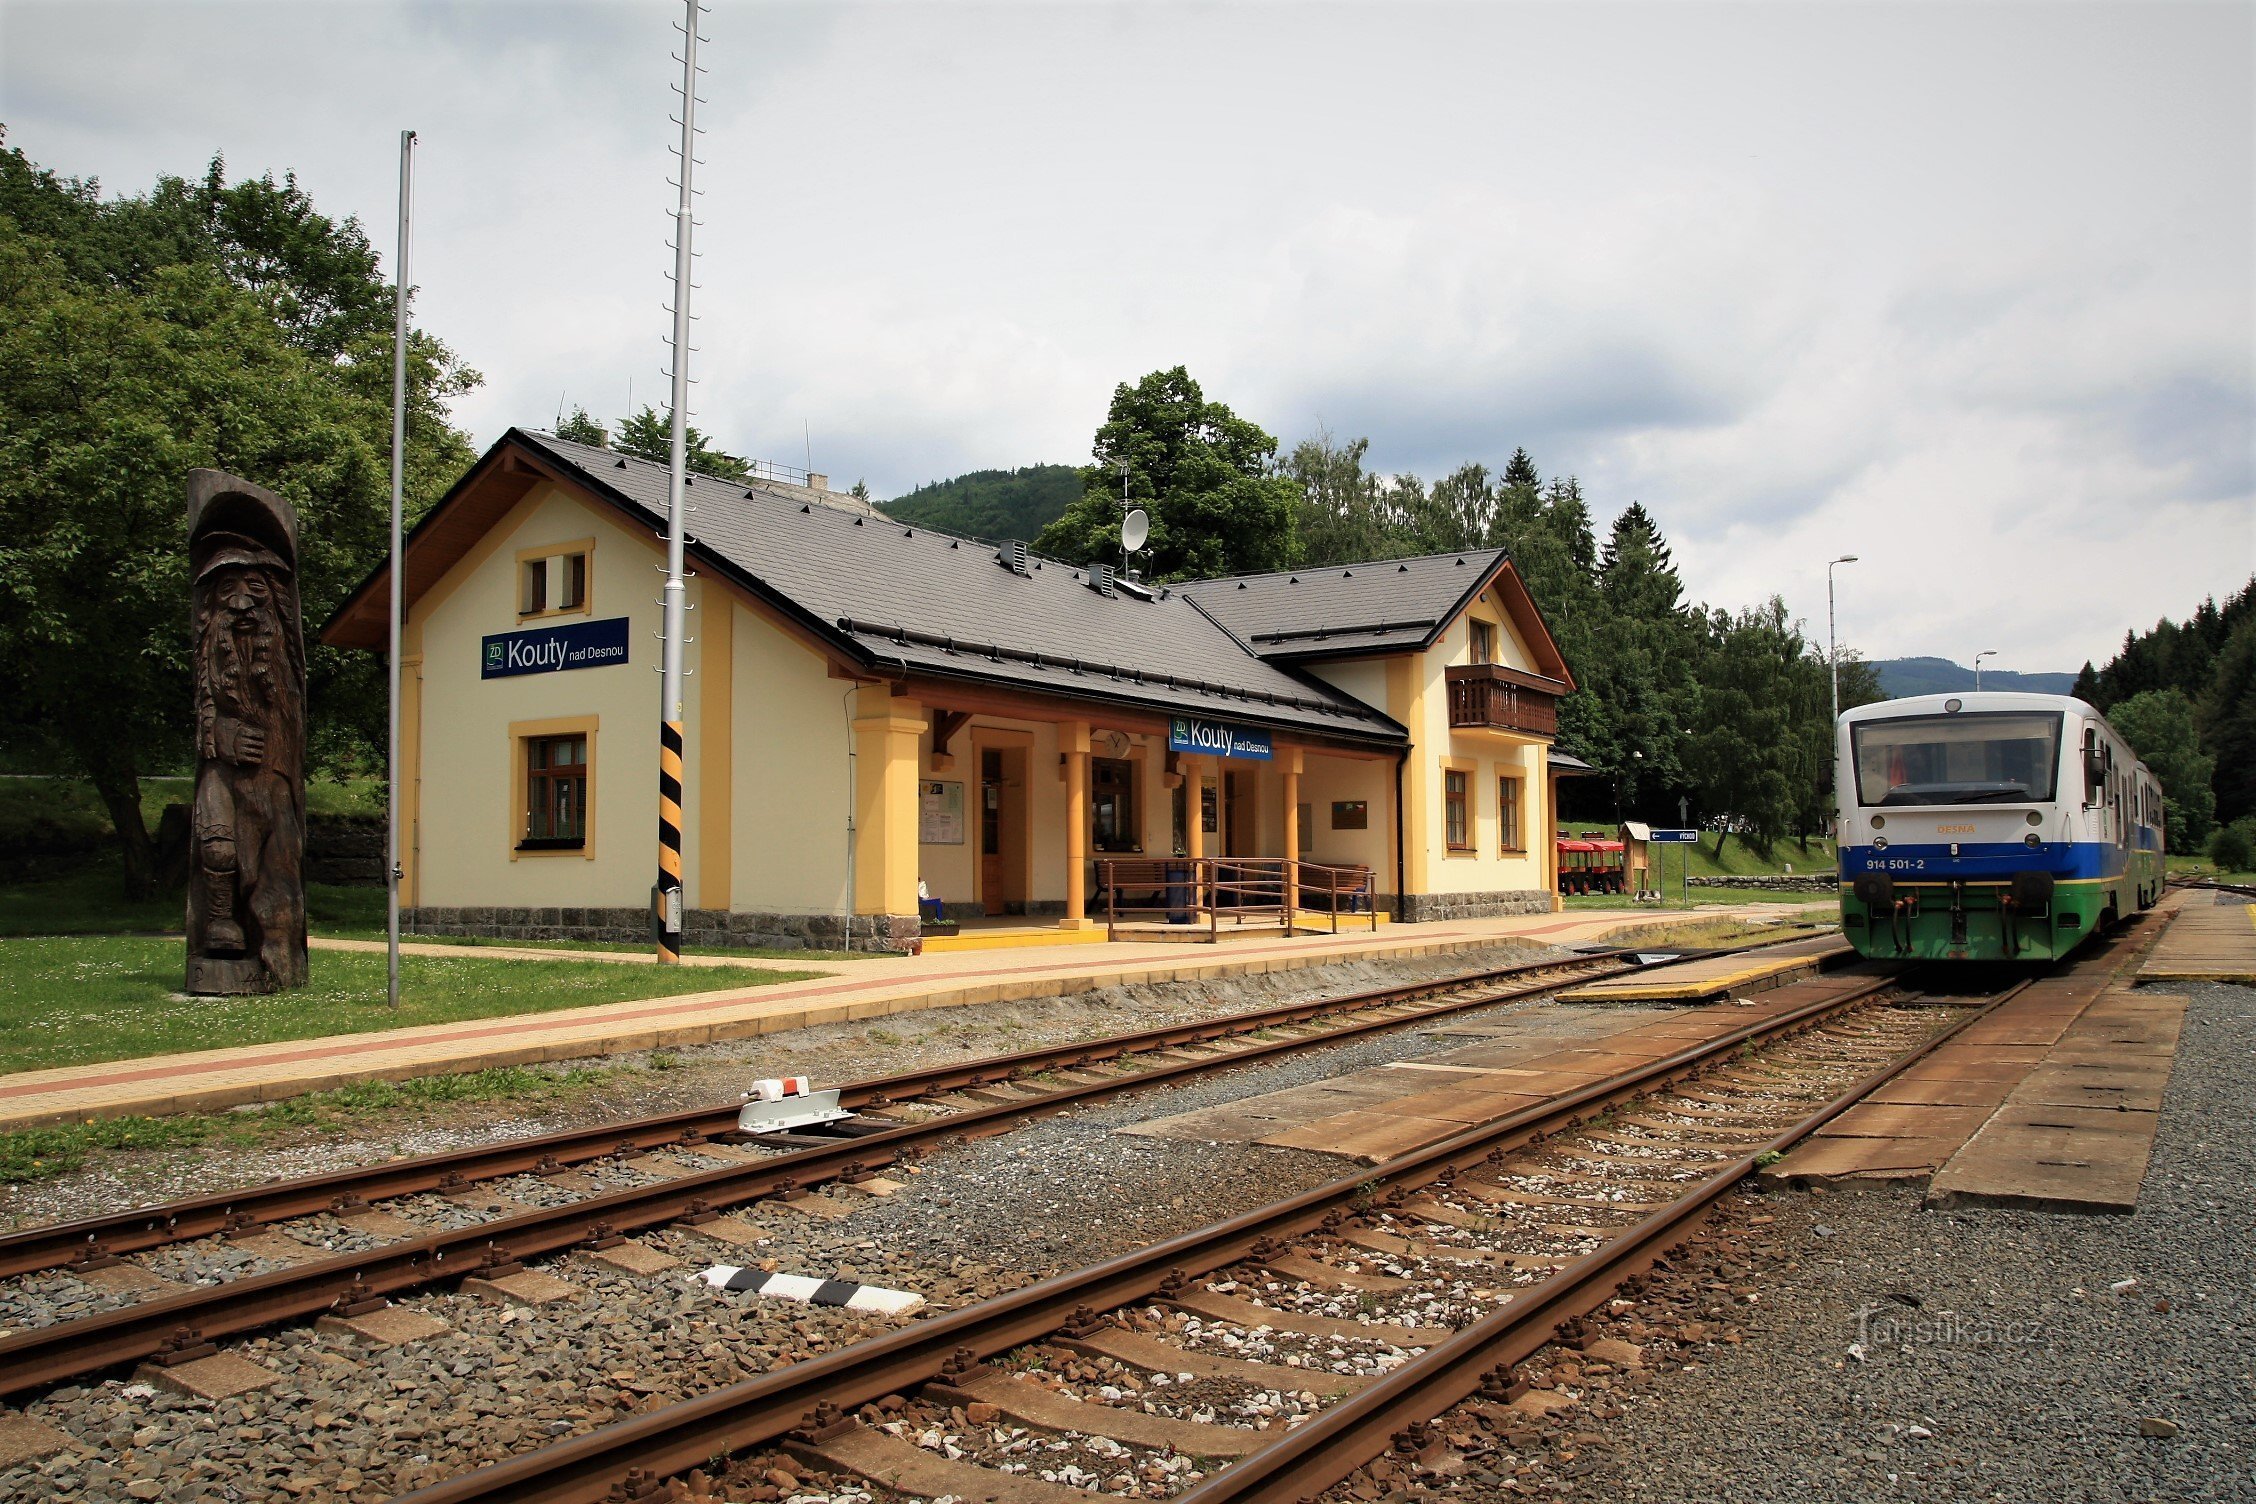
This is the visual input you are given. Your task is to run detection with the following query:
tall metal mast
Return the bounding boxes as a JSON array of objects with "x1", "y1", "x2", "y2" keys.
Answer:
[
  {"x1": 655, "y1": 0, "x2": 704, "y2": 964},
  {"x1": 386, "y1": 129, "x2": 416, "y2": 1010}
]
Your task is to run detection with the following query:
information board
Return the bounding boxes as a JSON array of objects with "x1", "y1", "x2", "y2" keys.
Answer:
[{"x1": 919, "y1": 780, "x2": 965, "y2": 844}]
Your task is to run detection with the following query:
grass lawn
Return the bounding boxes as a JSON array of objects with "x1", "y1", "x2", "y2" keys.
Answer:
[
  {"x1": 0, "y1": 934, "x2": 826, "y2": 1077},
  {"x1": 0, "y1": 1061, "x2": 639, "y2": 1185},
  {"x1": 2171, "y1": 857, "x2": 2256, "y2": 887}
]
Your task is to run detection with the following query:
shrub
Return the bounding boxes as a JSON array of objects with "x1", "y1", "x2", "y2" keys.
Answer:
[{"x1": 2210, "y1": 818, "x2": 2256, "y2": 874}]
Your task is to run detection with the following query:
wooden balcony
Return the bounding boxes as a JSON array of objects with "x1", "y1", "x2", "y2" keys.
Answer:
[{"x1": 1445, "y1": 663, "x2": 1563, "y2": 737}]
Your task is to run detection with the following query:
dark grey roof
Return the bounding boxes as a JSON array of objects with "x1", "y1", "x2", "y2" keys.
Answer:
[
  {"x1": 1177, "y1": 550, "x2": 1509, "y2": 660},
  {"x1": 513, "y1": 431, "x2": 1401, "y2": 746}
]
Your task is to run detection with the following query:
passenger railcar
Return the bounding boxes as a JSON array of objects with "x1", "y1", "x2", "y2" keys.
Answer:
[{"x1": 1837, "y1": 693, "x2": 2164, "y2": 961}]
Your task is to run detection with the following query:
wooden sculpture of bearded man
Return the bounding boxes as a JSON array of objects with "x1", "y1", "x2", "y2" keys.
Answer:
[{"x1": 185, "y1": 470, "x2": 309, "y2": 994}]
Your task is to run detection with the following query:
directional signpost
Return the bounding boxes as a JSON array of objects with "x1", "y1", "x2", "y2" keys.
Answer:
[{"x1": 1649, "y1": 828, "x2": 1699, "y2": 906}]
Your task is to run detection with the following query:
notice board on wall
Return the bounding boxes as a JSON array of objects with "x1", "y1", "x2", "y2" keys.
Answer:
[{"x1": 919, "y1": 780, "x2": 965, "y2": 844}]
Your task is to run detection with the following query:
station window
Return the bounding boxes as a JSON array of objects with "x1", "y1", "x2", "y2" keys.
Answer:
[
  {"x1": 1091, "y1": 756, "x2": 1140, "y2": 853},
  {"x1": 519, "y1": 544, "x2": 591, "y2": 618},
  {"x1": 1444, "y1": 769, "x2": 1471, "y2": 851},
  {"x1": 522, "y1": 734, "x2": 588, "y2": 849},
  {"x1": 1498, "y1": 774, "x2": 1523, "y2": 852},
  {"x1": 1469, "y1": 620, "x2": 1497, "y2": 665}
]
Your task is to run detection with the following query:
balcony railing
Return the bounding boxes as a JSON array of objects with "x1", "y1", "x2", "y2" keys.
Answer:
[{"x1": 1445, "y1": 663, "x2": 1562, "y2": 737}]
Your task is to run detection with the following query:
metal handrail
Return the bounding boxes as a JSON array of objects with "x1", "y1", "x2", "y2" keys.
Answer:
[{"x1": 1099, "y1": 857, "x2": 1376, "y2": 940}]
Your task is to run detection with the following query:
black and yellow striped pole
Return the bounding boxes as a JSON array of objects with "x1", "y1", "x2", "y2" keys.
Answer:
[
  {"x1": 656, "y1": 719, "x2": 686, "y2": 961},
  {"x1": 652, "y1": 0, "x2": 703, "y2": 965}
]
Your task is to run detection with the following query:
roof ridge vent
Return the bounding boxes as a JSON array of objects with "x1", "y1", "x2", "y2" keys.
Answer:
[
  {"x1": 1088, "y1": 562, "x2": 1117, "y2": 598},
  {"x1": 997, "y1": 539, "x2": 1030, "y2": 577}
]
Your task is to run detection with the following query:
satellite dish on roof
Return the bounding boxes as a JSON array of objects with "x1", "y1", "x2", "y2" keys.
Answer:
[{"x1": 1122, "y1": 508, "x2": 1150, "y2": 553}]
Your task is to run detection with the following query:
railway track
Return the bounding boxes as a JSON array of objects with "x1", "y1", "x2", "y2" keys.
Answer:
[
  {"x1": 0, "y1": 939, "x2": 1820, "y2": 1398},
  {"x1": 386, "y1": 951, "x2": 1974, "y2": 1504}
]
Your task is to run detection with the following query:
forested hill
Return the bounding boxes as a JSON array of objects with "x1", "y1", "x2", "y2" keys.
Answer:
[
  {"x1": 1872, "y1": 657, "x2": 2077, "y2": 698},
  {"x1": 879, "y1": 464, "x2": 1080, "y2": 540}
]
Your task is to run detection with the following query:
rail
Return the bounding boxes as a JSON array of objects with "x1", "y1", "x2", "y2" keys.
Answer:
[
  {"x1": 0, "y1": 949, "x2": 1643, "y2": 1394},
  {"x1": 1098, "y1": 856, "x2": 1377, "y2": 940},
  {"x1": 390, "y1": 966, "x2": 1914, "y2": 1504}
]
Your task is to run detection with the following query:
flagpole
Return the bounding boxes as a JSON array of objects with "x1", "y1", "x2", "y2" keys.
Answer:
[
  {"x1": 387, "y1": 128, "x2": 416, "y2": 1011},
  {"x1": 655, "y1": 0, "x2": 702, "y2": 965}
]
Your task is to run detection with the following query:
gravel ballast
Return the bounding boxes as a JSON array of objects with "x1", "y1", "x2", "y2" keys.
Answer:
[{"x1": 1508, "y1": 976, "x2": 2255, "y2": 1504}]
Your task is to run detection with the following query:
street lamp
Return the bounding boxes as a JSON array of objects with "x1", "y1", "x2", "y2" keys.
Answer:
[
  {"x1": 1826, "y1": 555, "x2": 1859, "y2": 724},
  {"x1": 1974, "y1": 649, "x2": 1998, "y2": 691}
]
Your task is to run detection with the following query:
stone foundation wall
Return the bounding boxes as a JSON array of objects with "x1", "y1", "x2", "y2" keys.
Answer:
[
  {"x1": 1686, "y1": 874, "x2": 1837, "y2": 893},
  {"x1": 1397, "y1": 889, "x2": 1552, "y2": 923},
  {"x1": 402, "y1": 906, "x2": 920, "y2": 954}
]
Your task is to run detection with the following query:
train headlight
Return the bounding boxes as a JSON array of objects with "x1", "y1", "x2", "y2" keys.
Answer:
[
  {"x1": 1873, "y1": 836, "x2": 1889, "y2": 851},
  {"x1": 2025, "y1": 833, "x2": 2042, "y2": 848},
  {"x1": 1871, "y1": 815, "x2": 1886, "y2": 830},
  {"x1": 2026, "y1": 811, "x2": 2043, "y2": 826}
]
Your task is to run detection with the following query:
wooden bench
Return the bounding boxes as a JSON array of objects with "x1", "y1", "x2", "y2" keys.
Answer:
[
  {"x1": 1095, "y1": 859, "x2": 1189, "y2": 916},
  {"x1": 1298, "y1": 862, "x2": 1375, "y2": 916}
]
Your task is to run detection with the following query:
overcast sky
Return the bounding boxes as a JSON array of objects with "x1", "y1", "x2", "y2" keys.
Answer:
[{"x1": 5, "y1": 0, "x2": 2251, "y2": 672}]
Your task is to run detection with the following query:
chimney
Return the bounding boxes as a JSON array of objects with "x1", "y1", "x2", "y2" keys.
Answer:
[{"x1": 807, "y1": 472, "x2": 829, "y2": 492}]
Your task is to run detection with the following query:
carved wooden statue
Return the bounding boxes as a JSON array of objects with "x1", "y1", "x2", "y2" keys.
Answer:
[{"x1": 185, "y1": 469, "x2": 308, "y2": 993}]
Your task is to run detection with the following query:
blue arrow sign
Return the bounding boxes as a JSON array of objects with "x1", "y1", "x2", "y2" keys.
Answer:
[{"x1": 1649, "y1": 828, "x2": 1701, "y2": 843}]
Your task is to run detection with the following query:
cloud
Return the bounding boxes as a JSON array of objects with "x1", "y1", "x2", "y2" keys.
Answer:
[{"x1": 2, "y1": 0, "x2": 2249, "y2": 669}]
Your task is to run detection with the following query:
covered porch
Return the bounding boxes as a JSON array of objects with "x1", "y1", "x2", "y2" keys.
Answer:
[{"x1": 844, "y1": 681, "x2": 1399, "y2": 940}]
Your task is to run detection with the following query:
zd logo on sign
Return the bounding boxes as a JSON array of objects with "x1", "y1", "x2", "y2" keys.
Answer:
[{"x1": 485, "y1": 642, "x2": 505, "y2": 672}]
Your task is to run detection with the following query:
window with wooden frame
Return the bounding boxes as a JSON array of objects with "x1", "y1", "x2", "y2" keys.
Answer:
[
  {"x1": 1469, "y1": 619, "x2": 1497, "y2": 665},
  {"x1": 1497, "y1": 774, "x2": 1524, "y2": 852},
  {"x1": 518, "y1": 540, "x2": 592, "y2": 619},
  {"x1": 1444, "y1": 769, "x2": 1471, "y2": 851},
  {"x1": 522, "y1": 734, "x2": 588, "y2": 849},
  {"x1": 1091, "y1": 756, "x2": 1140, "y2": 853}
]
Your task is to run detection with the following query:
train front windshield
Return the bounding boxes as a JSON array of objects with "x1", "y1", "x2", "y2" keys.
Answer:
[{"x1": 1852, "y1": 712, "x2": 2062, "y2": 807}]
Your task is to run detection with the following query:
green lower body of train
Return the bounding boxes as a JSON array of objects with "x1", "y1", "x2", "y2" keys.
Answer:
[{"x1": 1839, "y1": 859, "x2": 2164, "y2": 963}]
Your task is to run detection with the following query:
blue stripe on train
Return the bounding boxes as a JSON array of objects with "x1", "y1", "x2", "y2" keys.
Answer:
[{"x1": 1840, "y1": 841, "x2": 2124, "y2": 881}]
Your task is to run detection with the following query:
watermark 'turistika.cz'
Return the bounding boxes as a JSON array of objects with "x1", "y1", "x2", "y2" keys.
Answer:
[{"x1": 1853, "y1": 1304, "x2": 2047, "y2": 1353}]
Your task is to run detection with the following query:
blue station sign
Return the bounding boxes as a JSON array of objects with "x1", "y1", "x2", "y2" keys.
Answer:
[
  {"x1": 482, "y1": 617, "x2": 631, "y2": 680},
  {"x1": 1169, "y1": 716, "x2": 1274, "y2": 762},
  {"x1": 1649, "y1": 828, "x2": 1701, "y2": 844}
]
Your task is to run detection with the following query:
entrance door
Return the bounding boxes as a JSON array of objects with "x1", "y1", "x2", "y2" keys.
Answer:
[
  {"x1": 979, "y1": 747, "x2": 1027, "y2": 915},
  {"x1": 1224, "y1": 769, "x2": 1255, "y2": 857}
]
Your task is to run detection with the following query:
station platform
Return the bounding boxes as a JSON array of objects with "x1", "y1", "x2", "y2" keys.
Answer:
[
  {"x1": 1552, "y1": 933, "x2": 1851, "y2": 1003},
  {"x1": 2137, "y1": 892, "x2": 2256, "y2": 985},
  {"x1": 0, "y1": 903, "x2": 1828, "y2": 1132},
  {"x1": 1762, "y1": 901, "x2": 2184, "y2": 1212}
]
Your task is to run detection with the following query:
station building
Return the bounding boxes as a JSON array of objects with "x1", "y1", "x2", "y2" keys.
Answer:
[{"x1": 323, "y1": 430, "x2": 1580, "y2": 950}]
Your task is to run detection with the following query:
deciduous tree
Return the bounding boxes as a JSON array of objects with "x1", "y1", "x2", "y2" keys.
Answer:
[
  {"x1": 0, "y1": 140, "x2": 478, "y2": 897},
  {"x1": 1035, "y1": 367, "x2": 1298, "y2": 579}
]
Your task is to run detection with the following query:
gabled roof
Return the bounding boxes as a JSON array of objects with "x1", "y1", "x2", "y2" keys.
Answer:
[
  {"x1": 323, "y1": 430, "x2": 1403, "y2": 748},
  {"x1": 1178, "y1": 549, "x2": 1576, "y2": 688}
]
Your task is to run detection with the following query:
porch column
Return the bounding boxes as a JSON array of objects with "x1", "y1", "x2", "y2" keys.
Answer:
[
  {"x1": 1185, "y1": 757, "x2": 1205, "y2": 861},
  {"x1": 1281, "y1": 746, "x2": 1302, "y2": 914},
  {"x1": 1540, "y1": 746, "x2": 1563, "y2": 913},
  {"x1": 852, "y1": 685, "x2": 925, "y2": 923},
  {"x1": 1062, "y1": 719, "x2": 1090, "y2": 928}
]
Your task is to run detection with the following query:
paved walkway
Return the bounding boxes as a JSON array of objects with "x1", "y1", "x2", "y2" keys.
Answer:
[{"x1": 0, "y1": 903, "x2": 1828, "y2": 1131}]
